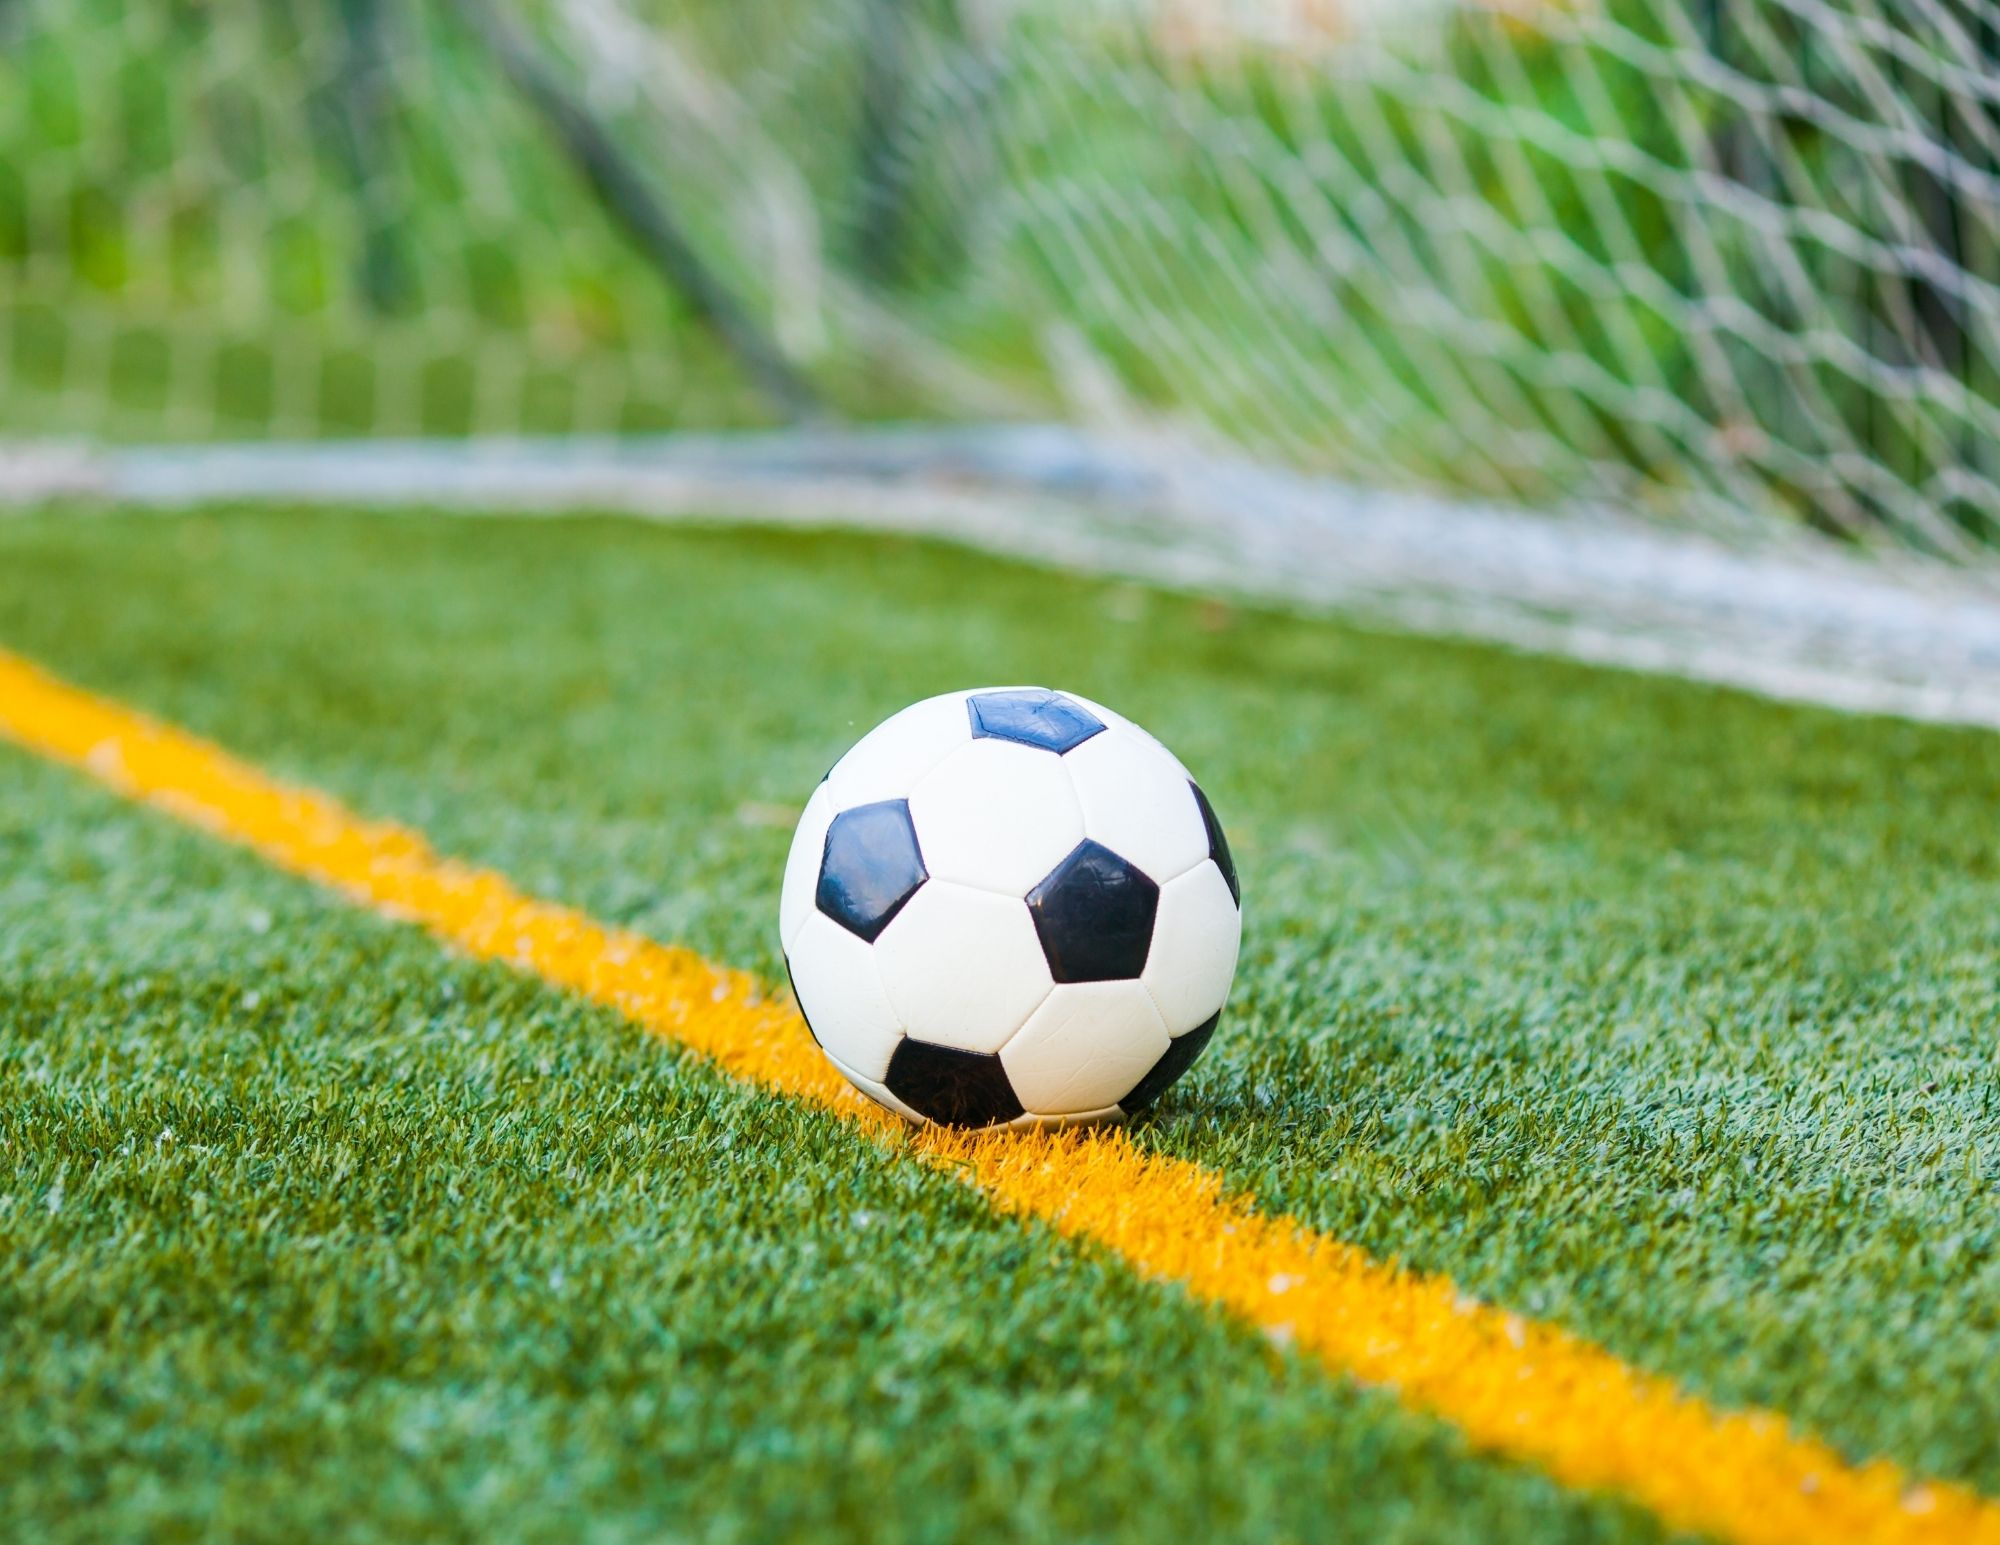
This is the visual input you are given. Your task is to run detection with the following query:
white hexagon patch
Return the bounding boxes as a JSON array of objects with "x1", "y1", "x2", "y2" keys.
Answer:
[
  {"x1": 779, "y1": 780, "x2": 836, "y2": 954},
  {"x1": 872, "y1": 880, "x2": 1054, "y2": 1053},
  {"x1": 908, "y1": 737, "x2": 1085, "y2": 897},
  {"x1": 824, "y1": 692, "x2": 972, "y2": 812},
  {"x1": 1141, "y1": 859, "x2": 1241, "y2": 1035},
  {"x1": 1000, "y1": 979, "x2": 1171, "y2": 1115},
  {"x1": 785, "y1": 909, "x2": 904, "y2": 1080},
  {"x1": 1065, "y1": 726, "x2": 1211, "y2": 885}
]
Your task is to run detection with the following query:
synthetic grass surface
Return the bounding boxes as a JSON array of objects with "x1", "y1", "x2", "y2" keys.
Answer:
[
  {"x1": 3, "y1": 508, "x2": 1998, "y2": 1528},
  {"x1": 0, "y1": 711, "x2": 1657, "y2": 1542}
]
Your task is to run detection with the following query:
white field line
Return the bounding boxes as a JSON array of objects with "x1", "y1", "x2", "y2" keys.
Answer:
[{"x1": 8, "y1": 426, "x2": 2000, "y2": 729}]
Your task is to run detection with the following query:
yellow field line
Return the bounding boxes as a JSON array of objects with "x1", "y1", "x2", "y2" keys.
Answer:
[{"x1": 1, "y1": 645, "x2": 1992, "y2": 1545}]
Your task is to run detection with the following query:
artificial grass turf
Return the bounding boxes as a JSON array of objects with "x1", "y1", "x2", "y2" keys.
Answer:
[
  {"x1": 2, "y1": 508, "x2": 1998, "y2": 1512},
  {"x1": 0, "y1": 754, "x2": 1664, "y2": 1542}
]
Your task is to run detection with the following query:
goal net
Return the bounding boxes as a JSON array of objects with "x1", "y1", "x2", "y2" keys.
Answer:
[{"x1": 4, "y1": 0, "x2": 1998, "y2": 552}]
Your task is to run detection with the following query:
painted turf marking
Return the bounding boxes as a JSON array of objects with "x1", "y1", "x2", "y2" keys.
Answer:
[{"x1": 1, "y1": 646, "x2": 1993, "y2": 1545}]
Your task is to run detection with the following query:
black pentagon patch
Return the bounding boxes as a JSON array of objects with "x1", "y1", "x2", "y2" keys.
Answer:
[
  {"x1": 1190, "y1": 781, "x2": 1239, "y2": 906},
  {"x1": 884, "y1": 1038, "x2": 1024, "y2": 1127},
  {"x1": 1120, "y1": 1012, "x2": 1219, "y2": 1114},
  {"x1": 816, "y1": 799, "x2": 927, "y2": 943},
  {"x1": 967, "y1": 689, "x2": 1105, "y2": 754},
  {"x1": 1027, "y1": 839, "x2": 1159, "y2": 982}
]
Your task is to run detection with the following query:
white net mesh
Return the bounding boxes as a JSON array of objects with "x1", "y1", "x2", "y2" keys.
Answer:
[
  {"x1": 0, "y1": 0, "x2": 767, "y2": 440},
  {"x1": 5, "y1": 0, "x2": 1999, "y2": 551}
]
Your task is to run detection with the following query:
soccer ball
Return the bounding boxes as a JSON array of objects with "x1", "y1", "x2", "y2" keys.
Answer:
[{"x1": 779, "y1": 687, "x2": 1240, "y2": 1128}]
